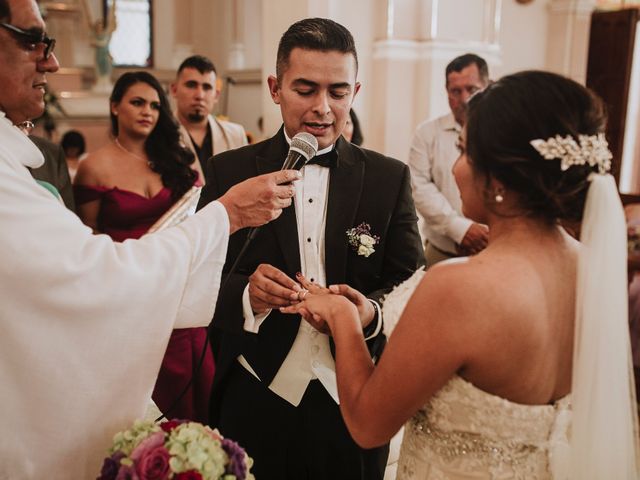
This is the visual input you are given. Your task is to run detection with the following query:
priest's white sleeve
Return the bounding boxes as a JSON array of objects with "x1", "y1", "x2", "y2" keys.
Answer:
[{"x1": 0, "y1": 119, "x2": 230, "y2": 480}]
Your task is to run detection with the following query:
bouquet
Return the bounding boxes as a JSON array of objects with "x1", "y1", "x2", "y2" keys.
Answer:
[{"x1": 97, "y1": 419, "x2": 253, "y2": 480}]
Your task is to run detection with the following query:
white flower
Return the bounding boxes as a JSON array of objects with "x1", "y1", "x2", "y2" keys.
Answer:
[
  {"x1": 359, "y1": 234, "x2": 375, "y2": 247},
  {"x1": 346, "y1": 222, "x2": 379, "y2": 257},
  {"x1": 358, "y1": 245, "x2": 374, "y2": 257}
]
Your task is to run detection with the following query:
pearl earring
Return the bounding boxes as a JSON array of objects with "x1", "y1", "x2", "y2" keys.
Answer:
[{"x1": 495, "y1": 193, "x2": 504, "y2": 203}]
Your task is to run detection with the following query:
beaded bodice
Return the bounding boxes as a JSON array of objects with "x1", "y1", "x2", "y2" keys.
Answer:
[
  {"x1": 382, "y1": 266, "x2": 572, "y2": 480},
  {"x1": 397, "y1": 375, "x2": 570, "y2": 479}
]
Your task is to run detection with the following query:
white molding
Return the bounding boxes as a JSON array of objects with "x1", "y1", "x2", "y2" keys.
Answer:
[
  {"x1": 372, "y1": 38, "x2": 501, "y2": 62},
  {"x1": 548, "y1": 0, "x2": 597, "y2": 14}
]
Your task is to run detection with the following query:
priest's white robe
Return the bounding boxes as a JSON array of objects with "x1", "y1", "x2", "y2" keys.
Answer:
[{"x1": 0, "y1": 112, "x2": 229, "y2": 479}]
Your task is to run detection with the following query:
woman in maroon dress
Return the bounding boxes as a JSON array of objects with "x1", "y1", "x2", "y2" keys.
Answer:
[{"x1": 74, "y1": 71, "x2": 213, "y2": 423}]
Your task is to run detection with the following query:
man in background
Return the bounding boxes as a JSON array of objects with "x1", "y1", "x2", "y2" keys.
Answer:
[
  {"x1": 408, "y1": 53, "x2": 490, "y2": 267},
  {"x1": 171, "y1": 55, "x2": 247, "y2": 177}
]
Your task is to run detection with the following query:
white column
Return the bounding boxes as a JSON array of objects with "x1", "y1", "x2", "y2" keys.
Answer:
[
  {"x1": 368, "y1": 0, "x2": 502, "y2": 160},
  {"x1": 228, "y1": 0, "x2": 247, "y2": 70},
  {"x1": 545, "y1": 0, "x2": 597, "y2": 83}
]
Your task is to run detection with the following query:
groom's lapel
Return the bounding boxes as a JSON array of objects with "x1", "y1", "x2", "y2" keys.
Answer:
[
  {"x1": 255, "y1": 128, "x2": 302, "y2": 276},
  {"x1": 325, "y1": 138, "x2": 364, "y2": 285}
]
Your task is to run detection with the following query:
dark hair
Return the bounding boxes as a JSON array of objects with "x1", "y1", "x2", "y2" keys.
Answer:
[
  {"x1": 349, "y1": 108, "x2": 363, "y2": 146},
  {"x1": 276, "y1": 18, "x2": 358, "y2": 83},
  {"x1": 446, "y1": 53, "x2": 489, "y2": 85},
  {"x1": 466, "y1": 70, "x2": 607, "y2": 224},
  {"x1": 61, "y1": 130, "x2": 86, "y2": 156},
  {"x1": 110, "y1": 71, "x2": 197, "y2": 200},
  {"x1": 177, "y1": 55, "x2": 217, "y2": 76},
  {"x1": 0, "y1": 0, "x2": 9, "y2": 22}
]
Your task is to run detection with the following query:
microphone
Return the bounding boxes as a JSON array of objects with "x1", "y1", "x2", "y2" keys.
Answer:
[
  {"x1": 243, "y1": 133, "x2": 318, "y2": 245},
  {"x1": 282, "y1": 132, "x2": 319, "y2": 171}
]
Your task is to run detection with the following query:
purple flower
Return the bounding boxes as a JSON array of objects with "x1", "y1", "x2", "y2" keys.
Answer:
[
  {"x1": 130, "y1": 432, "x2": 170, "y2": 480},
  {"x1": 97, "y1": 451, "x2": 125, "y2": 480},
  {"x1": 222, "y1": 438, "x2": 248, "y2": 479},
  {"x1": 115, "y1": 464, "x2": 139, "y2": 480}
]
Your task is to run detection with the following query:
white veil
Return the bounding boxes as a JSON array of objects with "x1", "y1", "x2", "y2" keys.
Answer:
[{"x1": 569, "y1": 173, "x2": 640, "y2": 479}]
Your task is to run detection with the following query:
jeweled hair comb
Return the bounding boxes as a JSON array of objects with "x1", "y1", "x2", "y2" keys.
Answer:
[{"x1": 530, "y1": 133, "x2": 612, "y2": 175}]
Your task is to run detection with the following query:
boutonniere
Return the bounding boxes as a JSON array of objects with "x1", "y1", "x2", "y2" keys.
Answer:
[{"x1": 346, "y1": 223, "x2": 380, "y2": 257}]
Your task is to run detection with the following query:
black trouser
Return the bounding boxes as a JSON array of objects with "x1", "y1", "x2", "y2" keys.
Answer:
[{"x1": 217, "y1": 362, "x2": 389, "y2": 480}]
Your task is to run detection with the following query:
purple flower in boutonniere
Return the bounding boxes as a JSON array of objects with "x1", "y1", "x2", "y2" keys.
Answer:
[{"x1": 346, "y1": 223, "x2": 380, "y2": 257}]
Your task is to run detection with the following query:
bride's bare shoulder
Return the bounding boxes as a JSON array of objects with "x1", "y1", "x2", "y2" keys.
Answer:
[{"x1": 412, "y1": 253, "x2": 521, "y2": 314}]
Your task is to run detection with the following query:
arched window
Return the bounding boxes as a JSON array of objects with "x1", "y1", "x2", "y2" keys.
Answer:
[{"x1": 105, "y1": 0, "x2": 153, "y2": 67}]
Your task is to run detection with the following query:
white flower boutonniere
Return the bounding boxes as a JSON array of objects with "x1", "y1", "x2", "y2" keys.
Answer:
[{"x1": 347, "y1": 223, "x2": 380, "y2": 257}]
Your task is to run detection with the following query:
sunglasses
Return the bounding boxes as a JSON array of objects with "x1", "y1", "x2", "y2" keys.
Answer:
[{"x1": 0, "y1": 23, "x2": 56, "y2": 60}]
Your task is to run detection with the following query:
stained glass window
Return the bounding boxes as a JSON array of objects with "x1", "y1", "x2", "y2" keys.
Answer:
[{"x1": 106, "y1": 0, "x2": 153, "y2": 67}]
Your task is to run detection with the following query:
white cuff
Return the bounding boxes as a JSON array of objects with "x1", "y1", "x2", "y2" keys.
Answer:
[
  {"x1": 446, "y1": 216, "x2": 474, "y2": 245},
  {"x1": 242, "y1": 285, "x2": 271, "y2": 333},
  {"x1": 364, "y1": 299, "x2": 383, "y2": 340}
]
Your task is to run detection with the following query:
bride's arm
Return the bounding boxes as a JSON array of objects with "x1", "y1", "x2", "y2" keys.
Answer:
[{"x1": 283, "y1": 262, "x2": 477, "y2": 448}]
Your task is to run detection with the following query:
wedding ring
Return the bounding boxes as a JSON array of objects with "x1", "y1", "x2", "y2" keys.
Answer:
[{"x1": 298, "y1": 289, "x2": 308, "y2": 301}]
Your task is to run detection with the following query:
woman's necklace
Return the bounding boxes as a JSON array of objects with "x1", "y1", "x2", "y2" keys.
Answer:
[{"x1": 114, "y1": 138, "x2": 154, "y2": 168}]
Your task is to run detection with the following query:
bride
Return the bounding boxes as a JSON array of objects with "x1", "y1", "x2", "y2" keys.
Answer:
[{"x1": 282, "y1": 71, "x2": 639, "y2": 479}]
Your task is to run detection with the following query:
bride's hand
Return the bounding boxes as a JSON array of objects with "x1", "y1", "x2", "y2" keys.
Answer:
[
  {"x1": 288, "y1": 273, "x2": 376, "y2": 330},
  {"x1": 289, "y1": 272, "x2": 331, "y2": 301},
  {"x1": 281, "y1": 290, "x2": 359, "y2": 335}
]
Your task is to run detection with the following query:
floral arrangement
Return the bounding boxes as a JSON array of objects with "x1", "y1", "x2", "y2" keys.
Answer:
[
  {"x1": 98, "y1": 419, "x2": 253, "y2": 480},
  {"x1": 346, "y1": 222, "x2": 380, "y2": 257}
]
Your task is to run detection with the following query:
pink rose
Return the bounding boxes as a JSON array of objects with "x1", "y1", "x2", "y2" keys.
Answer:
[{"x1": 130, "y1": 432, "x2": 170, "y2": 480}]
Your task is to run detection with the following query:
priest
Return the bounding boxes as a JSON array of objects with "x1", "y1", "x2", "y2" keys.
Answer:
[{"x1": 0, "y1": 0, "x2": 299, "y2": 478}]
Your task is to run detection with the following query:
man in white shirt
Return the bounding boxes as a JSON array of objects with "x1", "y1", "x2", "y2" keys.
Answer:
[
  {"x1": 0, "y1": 1, "x2": 299, "y2": 477},
  {"x1": 199, "y1": 18, "x2": 423, "y2": 480},
  {"x1": 171, "y1": 55, "x2": 247, "y2": 180},
  {"x1": 409, "y1": 53, "x2": 490, "y2": 267}
]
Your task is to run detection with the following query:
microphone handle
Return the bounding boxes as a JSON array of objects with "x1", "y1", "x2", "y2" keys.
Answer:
[{"x1": 282, "y1": 151, "x2": 304, "y2": 171}]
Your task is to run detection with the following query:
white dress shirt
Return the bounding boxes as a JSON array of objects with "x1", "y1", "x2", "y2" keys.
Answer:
[
  {"x1": 408, "y1": 112, "x2": 473, "y2": 254},
  {"x1": 240, "y1": 134, "x2": 381, "y2": 406},
  {"x1": 0, "y1": 112, "x2": 230, "y2": 479}
]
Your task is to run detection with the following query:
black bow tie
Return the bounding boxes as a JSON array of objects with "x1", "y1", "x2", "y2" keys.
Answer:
[{"x1": 306, "y1": 148, "x2": 338, "y2": 168}]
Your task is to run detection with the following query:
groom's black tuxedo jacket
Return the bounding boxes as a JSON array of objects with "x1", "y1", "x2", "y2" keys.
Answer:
[{"x1": 199, "y1": 128, "x2": 424, "y2": 418}]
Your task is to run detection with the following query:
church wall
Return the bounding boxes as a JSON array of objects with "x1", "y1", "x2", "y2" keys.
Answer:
[{"x1": 43, "y1": 0, "x2": 584, "y2": 160}]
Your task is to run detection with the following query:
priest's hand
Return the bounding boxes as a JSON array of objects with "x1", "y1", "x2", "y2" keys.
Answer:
[{"x1": 219, "y1": 170, "x2": 301, "y2": 234}]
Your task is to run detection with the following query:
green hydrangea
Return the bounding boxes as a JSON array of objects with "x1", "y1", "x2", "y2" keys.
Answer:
[
  {"x1": 166, "y1": 422, "x2": 229, "y2": 480},
  {"x1": 109, "y1": 420, "x2": 161, "y2": 456}
]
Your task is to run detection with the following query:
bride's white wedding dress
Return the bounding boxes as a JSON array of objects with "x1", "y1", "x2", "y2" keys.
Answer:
[{"x1": 382, "y1": 267, "x2": 571, "y2": 480}]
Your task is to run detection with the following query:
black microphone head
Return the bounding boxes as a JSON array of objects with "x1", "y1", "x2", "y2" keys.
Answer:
[{"x1": 290, "y1": 132, "x2": 318, "y2": 165}]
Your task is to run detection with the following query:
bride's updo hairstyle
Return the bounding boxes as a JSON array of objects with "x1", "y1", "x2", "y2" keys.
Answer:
[{"x1": 465, "y1": 70, "x2": 607, "y2": 223}]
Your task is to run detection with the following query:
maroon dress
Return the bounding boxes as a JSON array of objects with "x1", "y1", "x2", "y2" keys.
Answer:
[{"x1": 74, "y1": 184, "x2": 214, "y2": 423}]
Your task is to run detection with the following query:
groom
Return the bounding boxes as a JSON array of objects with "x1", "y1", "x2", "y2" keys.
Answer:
[{"x1": 199, "y1": 18, "x2": 424, "y2": 479}]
